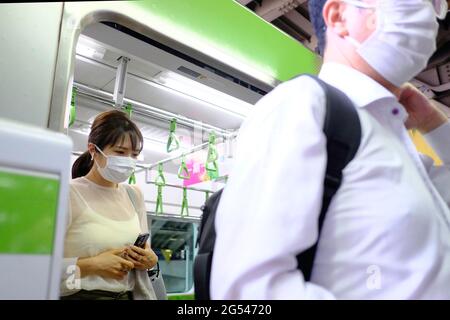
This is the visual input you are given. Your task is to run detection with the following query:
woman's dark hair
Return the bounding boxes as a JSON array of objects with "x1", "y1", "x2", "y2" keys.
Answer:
[
  {"x1": 72, "y1": 110, "x2": 144, "y2": 179},
  {"x1": 308, "y1": 0, "x2": 328, "y2": 56}
]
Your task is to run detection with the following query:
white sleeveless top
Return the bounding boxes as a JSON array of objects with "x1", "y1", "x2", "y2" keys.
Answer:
[{"x1": 63, "y1": 177, "x2": 146, "y2": 294}]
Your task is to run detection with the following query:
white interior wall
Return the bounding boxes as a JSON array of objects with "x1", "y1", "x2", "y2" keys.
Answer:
[{"x1": 0, "y1": 3, "x2": 63, "y2": 128}]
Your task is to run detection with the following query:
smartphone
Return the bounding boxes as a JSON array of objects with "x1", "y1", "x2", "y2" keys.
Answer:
[{"x1": 134, "y1": 233, "x2": 150, "y2": 248}]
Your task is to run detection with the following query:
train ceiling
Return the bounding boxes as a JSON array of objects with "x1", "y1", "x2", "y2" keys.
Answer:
[{"x1": 236, "y1": 0, "x2": 450, "y2": 111}]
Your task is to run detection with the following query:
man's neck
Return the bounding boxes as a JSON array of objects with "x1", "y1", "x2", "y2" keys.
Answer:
[{"x1": 323, "y1": 51, "x2": 402, "y2": 99}]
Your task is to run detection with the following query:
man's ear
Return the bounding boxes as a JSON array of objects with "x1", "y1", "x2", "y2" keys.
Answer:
[{"x1": 323, "y1": 0, "x2": 349, "y2": 38}]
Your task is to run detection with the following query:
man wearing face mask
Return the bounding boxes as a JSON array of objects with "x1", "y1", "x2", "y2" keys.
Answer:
[{"x1": 211, "y1": 0, "x2": 450, "y2": 299}]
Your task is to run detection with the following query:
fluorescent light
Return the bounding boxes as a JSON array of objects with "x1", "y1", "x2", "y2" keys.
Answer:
[
  {"x1": 76, "y1": 37, "x2": 106, "y2": 60},
  {"x1": 156, "y1": 71, "x2": 252, "y2": 118}
]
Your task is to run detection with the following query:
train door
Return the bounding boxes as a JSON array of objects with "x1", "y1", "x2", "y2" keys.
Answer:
[{"x1": 67, "y1": 17, "x2": 268, "y2": 298}]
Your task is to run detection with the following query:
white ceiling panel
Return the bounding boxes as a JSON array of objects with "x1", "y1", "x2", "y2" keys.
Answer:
[
  {"x1": 82, "y1": 22, "x2": 267, "y2": 104},
  {"x1": 74, "y1": 55, "x2": 116, "y2": 89}
]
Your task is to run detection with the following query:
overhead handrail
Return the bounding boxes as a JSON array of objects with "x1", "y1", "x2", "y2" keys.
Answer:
[{"x1": 72, "y1": 82, "x2": 233, "y2": 138}]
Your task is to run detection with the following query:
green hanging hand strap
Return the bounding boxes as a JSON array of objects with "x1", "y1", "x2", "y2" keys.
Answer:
[
  {"x1": 124, "y1": 103, "x2": 133, "y2": 118},
  {"x1": 123, "y1": 103, "x2": 135, "y2": 185},
  {"x1": 155, "y1": 163, "x2": 166, "y2": 186},
  {"x1": 69, "y1": 87, "x2": 77, "y2": 127},
  {"x1": 180, "y1": 187, "x2": 189, "y2": 217},
  {"x1": 167, "y1": 118, "x2": 180, "y2": 153},
  {"x1": 205, "y1": 132, "x2": 219, "y2": 178},
  {"x1": 155, "y1": 185, "x2": 164, "y2": 215},
  {"x1": 205, "y1": 191, "x2": 210, "y2": 203},
  {"x1": 128, "y1": 172, "x2": 136, "y2": 185},
  {"x1": 178, "y1": 155, "x2": 191, "y2": 180},
  {"x1": 154, "y1": 164, "x2": 165, "y2": 214}
]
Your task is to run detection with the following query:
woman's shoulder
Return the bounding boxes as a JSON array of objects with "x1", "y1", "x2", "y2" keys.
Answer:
[
  {"x1": 69, "y1": 177, "x2": 91, "y2": 198},
  {"x1": 70, "y1": 176, "x2": 85, "y2": 184},
  {"x1": 70, "y1": 177, "x2": 87, "y2": 189},
  {"x1": 125, "y1": 184, "x2": 144, "y2": 200}
]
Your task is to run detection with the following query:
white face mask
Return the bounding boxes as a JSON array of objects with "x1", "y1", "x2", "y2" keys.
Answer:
[
  {"x1": 342, "y1": 0, "x2": 444, "y2": 87},
  {"x1": 93, "y1": 145, "x2": 137, "y2": 183}
]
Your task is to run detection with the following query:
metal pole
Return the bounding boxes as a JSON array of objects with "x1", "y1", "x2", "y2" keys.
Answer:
[
  {"x1": 185, "y1": 244, "x2": 190, "y2": 292},
  {"x1": 72, "y1": 151, "x2": 218, "y2": 193},
  {"x1": 146, "y1": 180, "x2": 215, "y2": 194},
  {"x1": 73, "y1": 82, "x2": 233, "y2": 138},
  {"x1": 147, "y1": 213, "x2": 201, "y2": 223},
  {"x1": 137, "y1": 131, "x2": 237, "y2": 173},
  {"x1": 141, "y1": 141, "x2": 211, "y2": 172},
  {"x1": 113, "y1": 56, "x2": 130, "y2": 107}
]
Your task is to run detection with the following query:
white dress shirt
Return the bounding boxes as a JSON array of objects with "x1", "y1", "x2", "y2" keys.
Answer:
[{"x1": 211, "y1": 63, "x2": 450, "y2": 299}]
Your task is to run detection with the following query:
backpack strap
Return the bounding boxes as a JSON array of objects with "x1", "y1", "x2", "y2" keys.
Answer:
[
  {"x1": 194, "y1": 189, "x2": 224, "y2": 300},
  {"x1": 295, "y1": 75, "x2": 361, "y2": 281}
]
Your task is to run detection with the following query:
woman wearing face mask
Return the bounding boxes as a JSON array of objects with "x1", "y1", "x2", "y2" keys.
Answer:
[{"x1": 60, "y1": 110, "x2": 158, "y2": 300}]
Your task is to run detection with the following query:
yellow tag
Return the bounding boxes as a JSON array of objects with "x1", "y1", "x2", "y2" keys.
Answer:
[
  {"x1": 162, "y1": 249, "x2": 173, "y2": 263},
  {"x1": 409, "y1": 130, "x2": 442, "y2": 165}
]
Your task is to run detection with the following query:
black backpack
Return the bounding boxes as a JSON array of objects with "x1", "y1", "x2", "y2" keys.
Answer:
[{"x1": 193, "y1": 75, "x2": 361, "y2": 300}]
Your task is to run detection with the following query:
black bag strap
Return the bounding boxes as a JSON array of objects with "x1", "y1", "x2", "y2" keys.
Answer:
[{"x1": 295, "y1": 75, "x2": 361, "y2": 281}]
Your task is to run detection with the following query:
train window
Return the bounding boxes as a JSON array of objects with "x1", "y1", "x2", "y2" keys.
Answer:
[{"x1": 150, "y1": 217, "x2": 198, "y2": 294}]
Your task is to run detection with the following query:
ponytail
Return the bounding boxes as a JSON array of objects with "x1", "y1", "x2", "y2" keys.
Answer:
[{"x1": 72, "y1": 151, "x2": 94, "y2": 179}]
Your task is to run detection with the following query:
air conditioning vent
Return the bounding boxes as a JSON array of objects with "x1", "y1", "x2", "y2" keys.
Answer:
[
  {"x1": 101, "y1": 21, "x2": 269, "y2": 97},
  {"x1": 177, "y1": 66, "x2": 202, "y2": 78}
]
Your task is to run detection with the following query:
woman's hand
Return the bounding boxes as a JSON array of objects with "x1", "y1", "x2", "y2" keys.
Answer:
[
  {"x1": 77, "y1": 248, "x2": 135, "y2": 280},
  {"x1": 123, "y1": 243, "x2": 158, "y2": 270}
]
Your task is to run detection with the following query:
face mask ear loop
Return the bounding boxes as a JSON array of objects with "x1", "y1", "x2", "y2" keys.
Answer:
[
  {"x1": 94, "y1": 145, "x2": 110, "y2": 160},
  {"x1": 341, "y1": 0, "x2": 376, "y2": 10},
  {"x1": 344, "y1": 35, "x2": 363, "y2": 48},
  {"x1": 92, "y1": 144, "x2": 109, "y2": 171}
]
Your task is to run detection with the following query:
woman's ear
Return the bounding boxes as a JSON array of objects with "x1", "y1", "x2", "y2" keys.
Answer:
[
  {"x1": 87, "y1": 143, "x2": 96, "y2": 160},
  {"x1": 323, "y1": 0, "x2": 349, "y2": 38}
]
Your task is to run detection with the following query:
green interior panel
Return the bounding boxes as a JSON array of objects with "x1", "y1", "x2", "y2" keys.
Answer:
[
  {"x1": 134, "y1": 0, "x2": 321, "y2": 82},
  {"x1": 169, "y1": 294, "x2": 195, "y2": 300},
  {"x1": 0, "y1": 168, "x2": 60, "y2": 254}
]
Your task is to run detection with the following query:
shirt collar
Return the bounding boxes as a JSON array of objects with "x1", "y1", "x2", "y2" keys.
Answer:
[{"x1": 318, "y1": 62, "x2": 398, "y2": 109}]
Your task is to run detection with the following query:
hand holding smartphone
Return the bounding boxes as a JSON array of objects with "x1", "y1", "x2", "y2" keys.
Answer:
[
  {"x1": 133, "y1": 233, "x2": 150, "y2": 248},
  {"x1": 121, "y1": 233, "x2": 150, "y2": 266}
]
